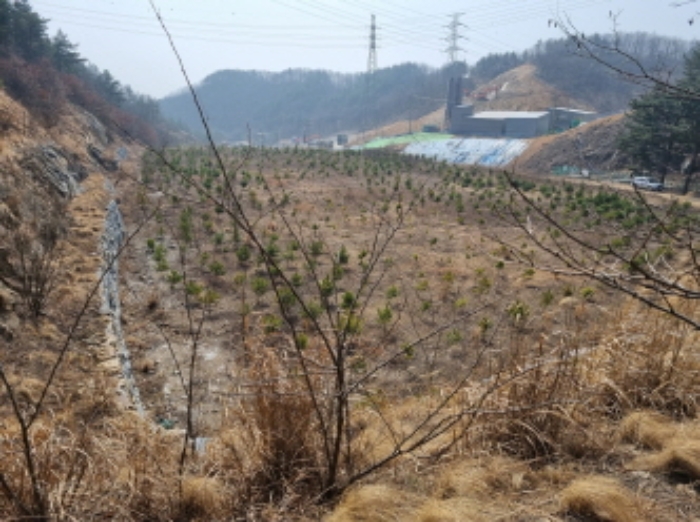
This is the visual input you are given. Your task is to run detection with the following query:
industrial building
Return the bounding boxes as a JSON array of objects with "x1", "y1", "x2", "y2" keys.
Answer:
[
  {"x1": 449, "y1": 104, "x2": 596, "y2": 138},
  {"x1": 548, "y1": 107, "x2": 597, "y2": 132}
]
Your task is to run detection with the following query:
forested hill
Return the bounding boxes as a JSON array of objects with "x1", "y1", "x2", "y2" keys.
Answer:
[
  {"x1": 159, "y1": 63, "x2": 463, "y2": 143},
  {"x1": 160, "y1": 32, "x2": 693, "y2": 144},
  {"x1": 0, "y1": 0, "x2": 170, "y2": 146}
]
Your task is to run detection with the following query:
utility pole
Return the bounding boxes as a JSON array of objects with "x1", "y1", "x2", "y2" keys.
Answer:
[{"x1": 367, "y1": 14, "x2": 377, "y2": 75}]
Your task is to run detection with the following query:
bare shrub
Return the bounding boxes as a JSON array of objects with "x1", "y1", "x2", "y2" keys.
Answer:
[
  {"x1": 213, "y1": 351, "x2": 323, "y2": 511},
  {"x1": 0, "y1": 219, "x2": 66, "y2": 318}
]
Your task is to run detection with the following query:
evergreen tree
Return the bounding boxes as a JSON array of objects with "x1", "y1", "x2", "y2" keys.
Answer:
[
  {"x1": 10, "y1": 0, "x2": 50, "y2": 61},
  {"x1": 0, "y1": 0, "x2": 12, "y2": 52},
  {"x1": 95, "y1": 69, "x2": 125, "y2": 106},
  {"x1": 618, "y1": 86, "x2": 684, "y2": 184},
  {"x1": 619, "y1": 44, "x2": 700, "y2": 194},
  {"x1": 675, "y1": 46, "x2": 700, "y2": 193},
  {"x1": 51, "y1": 30, "x2": 83, "y2": 73}
]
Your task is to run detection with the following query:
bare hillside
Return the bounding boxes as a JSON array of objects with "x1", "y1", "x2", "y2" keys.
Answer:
[
  {"x1": 471, "y1": 63, "x2": 591, "y2": 112},
  {"x1": 515, "y1": 113, "x2": 627, "y2": 174}
]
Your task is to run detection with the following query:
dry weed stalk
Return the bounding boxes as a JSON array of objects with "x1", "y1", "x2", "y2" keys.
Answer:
[
  {"x1": 590, "y1": 301, "x2": 700, "y2": 418},
  {"x1": 211, "y1": 350, "x2": 324, "y2": 513}
]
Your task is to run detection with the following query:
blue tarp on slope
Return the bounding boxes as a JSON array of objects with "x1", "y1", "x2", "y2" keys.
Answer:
[{"x1": 403, "y1": 138, "x2": 529, "y2": 167}]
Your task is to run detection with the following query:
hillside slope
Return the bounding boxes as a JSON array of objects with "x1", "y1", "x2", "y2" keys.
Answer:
[
  {"x1": 471, "y1": 63, "x2": 592, "y2": 112},
  {"x1": 0, "y1": 85, "x2": 144, "y2": 441},
  {"x1": 515, "y1": 113, "x2": 627, "y2": 175}
]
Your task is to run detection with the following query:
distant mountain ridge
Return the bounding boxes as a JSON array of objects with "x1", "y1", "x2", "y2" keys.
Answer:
[
  {"x1": 159, "y1": 63, "x2": 461, "y2": 143},
  {"x1": 159, "y1": 33, "x2": 693, "y2": 144}
]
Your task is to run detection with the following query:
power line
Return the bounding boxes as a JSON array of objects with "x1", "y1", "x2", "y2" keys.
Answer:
[
  {"x1": 35, "y1": 0, "x2": 610, "y2": 37},
  {"x1": 38, "y1": 16, "x2": 367, "y2": 48},
  {"x1": 33, "y1": 0, "x2": 616, "y2": 66}
]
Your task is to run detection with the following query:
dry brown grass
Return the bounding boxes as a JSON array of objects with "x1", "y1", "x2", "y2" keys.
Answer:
[
  {"x1": 0, "y1": 409, "x2": 217, "y2": 519},
  {"x1": 559, "y1": 476, "x2": 654, "y2": 522},
  {"x1": 209, "y1": 350, "x2": 325, "y2": 513},
  {"x1": 437, "y1": 455, "x2": 553, "y2": 500},
  {"x1": 328, "y1": 457, "x2": 575, "y2": 521},
  {"x1": 586, "y1": 300, "x2": 700, "y2": 418},
  {"x1": 52, "y1": 292, "x2": 685, "y2": 521},
  {"x1": 325, "y1": 485, "x2": 425, "y2": 522},
  {"x1": 179, "y1": 475, "x2": 227, "y2": 520},
  {"x1": 629, "y1": 440, "x2": 700, "y2": 481},
  {"x1": 618, "y1": 411, "x2": 679, "y2": 450},
  {"x1": 326, "y1": 486, "x2": 510, "y2": 522},
  {"x1": 620, "y1": 411, "x2": 700, "y2": 483},
  {"x1": 469, "y1": 314, "x2": 607, "y2": 460}
]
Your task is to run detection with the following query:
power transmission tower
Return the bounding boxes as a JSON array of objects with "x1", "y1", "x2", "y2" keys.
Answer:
[
  {"x1": 444, "y1": 13, "x2": 466, "y2": 66},
  {"x1": 367, "y1": 14, "x2": 377, "y2": 75},
  {"x1": 443, "y1": 13, "x2": 466, "y2": 130}
]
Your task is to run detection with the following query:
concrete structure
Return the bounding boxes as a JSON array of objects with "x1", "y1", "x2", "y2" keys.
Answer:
[
  {"x1": 444, "y1": 76, "x2": 465, "y2": 128},
  {"x1": 449, "y1": 104, "x2": 475, "y2": 134},
  {"x1": 548, "y1": 107, "x2": 597, "y2": 132},
  {"x1": 451, "y1": 109, "x2": 550, "y2": 138},
  {"x1": 502, "y1": 111, "x2": 550, "y2": 138},
  {"x1": 450, "y1": 107, "x2": 597, "y2": 138}
]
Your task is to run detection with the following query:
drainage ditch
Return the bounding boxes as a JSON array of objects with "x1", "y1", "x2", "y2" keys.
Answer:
[{"x1": 101, "y1": 195, "x2": 145, "y2": 415}]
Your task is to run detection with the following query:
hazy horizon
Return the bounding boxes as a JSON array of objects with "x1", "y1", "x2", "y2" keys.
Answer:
[{"x1": 30, "y1": 0, "x2": 700, "y2": 98}]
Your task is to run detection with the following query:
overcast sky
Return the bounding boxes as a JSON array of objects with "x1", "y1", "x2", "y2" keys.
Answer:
[{"x1": 31, "y1": 0, "x2": 700, "y2": 99}]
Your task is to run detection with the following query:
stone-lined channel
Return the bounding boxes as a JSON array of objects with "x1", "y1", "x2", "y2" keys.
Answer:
[{"x1": 101, "y1": 194, "x2": 144, "y2": 415}]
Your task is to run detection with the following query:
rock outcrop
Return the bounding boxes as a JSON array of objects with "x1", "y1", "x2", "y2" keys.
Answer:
[{"x1": 20, "y1": 145, "x2": 88, "y2": 198}]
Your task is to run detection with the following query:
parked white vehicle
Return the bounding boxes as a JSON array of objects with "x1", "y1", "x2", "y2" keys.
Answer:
[{"x1": 631, "y1": 176, "x2": 664, "y2": 191}]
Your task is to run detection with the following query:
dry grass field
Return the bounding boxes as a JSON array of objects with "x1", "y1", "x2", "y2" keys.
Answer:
[
  {"x1": 1, "y1": 91, "x2": 700, "y2": 519},
  {"x1": 110, "y1": 145, "x2": 700, "y2": 519}
]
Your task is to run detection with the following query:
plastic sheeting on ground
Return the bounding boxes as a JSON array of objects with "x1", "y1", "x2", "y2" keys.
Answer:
[
  {"x1": 403, "y1": 138, "x2": 529, "y2": 167},
  {"x1": 362, "y1": 132, "x2": 455, "y2": 149}
]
